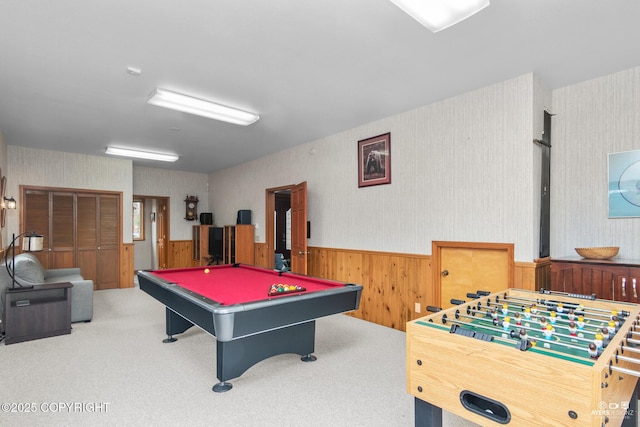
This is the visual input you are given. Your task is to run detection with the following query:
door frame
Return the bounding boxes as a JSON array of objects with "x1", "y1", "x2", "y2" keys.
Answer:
[
  {"x1": 133, "y1": 195, "x2": 170, "y2": 270},
  {"x1": 432, "y1": 241, "x2": 514, "y2": 306},
  {"x1": 265, "y1": 185, "x2": 294, "y2": 271},
  {"x1": 265, "y1": 183, "x2": 307, "y2": 273}
]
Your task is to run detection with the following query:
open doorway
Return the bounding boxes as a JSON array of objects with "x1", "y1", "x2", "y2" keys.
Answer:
[
  {"x1": 133, "y1": 195, "x2": 170, "y2": 271},
  {"x1": 265, "y1": 182, "x2": 307, "y2": 274}
]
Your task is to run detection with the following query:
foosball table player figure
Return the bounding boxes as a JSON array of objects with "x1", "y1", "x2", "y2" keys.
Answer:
[{"x1": 407, "y1": 289, "x2": 640, "y2": 427}]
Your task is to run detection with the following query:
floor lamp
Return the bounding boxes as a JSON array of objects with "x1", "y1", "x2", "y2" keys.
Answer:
[{"x1": 4, "y1": 231, "x2": 44, "y2": 291}]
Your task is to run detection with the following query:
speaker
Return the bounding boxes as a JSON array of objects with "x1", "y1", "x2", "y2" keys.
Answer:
[
  {"x1": 237, "y1": 210, "x2": 252, "y2": 225},
  {"x1": 200, "y1": 212, "x2": 214, "y2": 225}
]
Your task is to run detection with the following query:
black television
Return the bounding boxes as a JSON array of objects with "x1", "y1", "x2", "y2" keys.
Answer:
[{"x1": 208, "y1": 227, "x2": 224, "y2": 262}]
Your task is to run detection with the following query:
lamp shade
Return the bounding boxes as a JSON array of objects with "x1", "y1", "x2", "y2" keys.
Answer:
[{"x1": 22, "y1": 234, "x2": 44, "y2": 252}]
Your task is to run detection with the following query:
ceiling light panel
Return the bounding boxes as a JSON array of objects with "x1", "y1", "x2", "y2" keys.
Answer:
[
  {"x1": 148, "y1": 88, "x2": 260, "y2": 126},
  {"x1": 105, "y1": 147, "x2": 179, "y2": 162},
  {"x1": 389, "y1": 0, "x2": 490, "y2": 33}
]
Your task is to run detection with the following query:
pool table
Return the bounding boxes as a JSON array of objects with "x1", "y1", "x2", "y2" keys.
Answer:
[{"x1": 138, "y1": 264, "x2": 362, "y2": 392}]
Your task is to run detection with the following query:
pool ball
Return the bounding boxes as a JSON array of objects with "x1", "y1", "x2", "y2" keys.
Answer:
[{"x1": 204, "y1": 268, "x2": 210, "y2": 274}]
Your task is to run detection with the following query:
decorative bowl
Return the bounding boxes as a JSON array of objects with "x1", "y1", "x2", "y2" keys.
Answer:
[{"x1": 575, "y1": 246, "x2": 619, "y2": 260}]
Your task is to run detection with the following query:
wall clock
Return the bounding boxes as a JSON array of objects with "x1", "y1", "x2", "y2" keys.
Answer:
[{"x1": 184, "y1": 195, "x2": 199, "y2": 221}]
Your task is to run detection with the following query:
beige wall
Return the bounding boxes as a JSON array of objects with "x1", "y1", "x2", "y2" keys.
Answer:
[
  {"x1": 209, "y1": 73, "x2": 548, "y2": 261},
  {"x1": 6, "y1": 146, "x2": 134, "y2": 243},
  {"x1": 552, "y1": 66, "x2": 640, "y2": 258},
  {"x1": 132, "y1": 165, "x2": 209, "y2": 270},
  {"x1": 3, "y1": 66, "x2": 639, "y2": 261}
]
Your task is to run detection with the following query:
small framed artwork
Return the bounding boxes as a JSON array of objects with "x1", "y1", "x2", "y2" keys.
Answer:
[
  {"x1": 358, "y1": 132, "x2": 391, "y2": 188},
  {"x1": 608, "y1": 149, "x2": 640, "y2": 218},
  {"x1": 1, "y1": 207, "x2": 6, "y2": 228}
]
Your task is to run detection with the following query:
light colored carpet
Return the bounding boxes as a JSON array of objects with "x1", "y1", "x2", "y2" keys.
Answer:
[{"x1": 0, "y1": 286, "x2": 476, "y2": 427}]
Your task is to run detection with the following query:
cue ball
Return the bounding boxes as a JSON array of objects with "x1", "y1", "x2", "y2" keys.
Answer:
[{"x1": 204, "y1": 268, "x2": 210, "y2": 274}]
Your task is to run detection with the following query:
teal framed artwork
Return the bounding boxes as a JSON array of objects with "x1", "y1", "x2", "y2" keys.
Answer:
[{"x1": 609, "y1": 150, "x2": 640, "y2": 218}]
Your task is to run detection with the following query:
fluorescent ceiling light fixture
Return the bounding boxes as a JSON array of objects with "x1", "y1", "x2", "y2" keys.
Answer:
[
  {"x1": 389, "y1": 0, "x2": 489, "y2": 33},
  {"x1": 148, "y1": 88, "x2": 260, "y2": 126},
  {"x1": 105, "y1": 147, "x2": 179, "y2": 162}
]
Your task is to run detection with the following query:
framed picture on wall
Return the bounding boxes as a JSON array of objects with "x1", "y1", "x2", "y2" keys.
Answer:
[
  {"x1": 608, "y1": 149, "x2": 640, "y2": 218},
  {"x1": 358, "y1": 132, "x2": 391, "y2": 188}
]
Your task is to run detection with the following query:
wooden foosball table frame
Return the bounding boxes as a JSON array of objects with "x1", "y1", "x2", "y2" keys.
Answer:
[{"x1": 407, "y1": 288, "x2": 640, "y2": 427}]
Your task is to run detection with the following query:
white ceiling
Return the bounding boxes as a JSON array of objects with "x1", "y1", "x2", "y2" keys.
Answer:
[{"x1": 1, "y1": 0, "x2": 638, "y2": 174}]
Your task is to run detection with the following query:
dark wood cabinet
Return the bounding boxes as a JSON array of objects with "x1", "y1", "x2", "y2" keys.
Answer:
[
  {"x1": 3, "y1": 283, "x2": 72, "y2": 344},
  {"x1": 551, "y1": 257, "x2": 640, "y2": 303}
]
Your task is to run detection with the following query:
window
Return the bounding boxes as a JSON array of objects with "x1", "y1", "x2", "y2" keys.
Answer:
[{"x1": 133, "y1": 199, "x2": 144, "y2": 240}]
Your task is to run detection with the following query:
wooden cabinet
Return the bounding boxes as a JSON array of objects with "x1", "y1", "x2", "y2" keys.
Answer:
[
  {"x1": 22, "y1": 187, "x2": 121, "y2": 290},
  {"x1": 223, "y1": 225, "x2": 254, "y2": 265},
  {"x1": 551, "y1": 257, "x2": 640, "y2": 303},
  {"x1": 192, "y1": 225, "x2": 219, "y2": 266},
  {"x1": 3, "y1": 283, "x2": 72, "y2": 345}
]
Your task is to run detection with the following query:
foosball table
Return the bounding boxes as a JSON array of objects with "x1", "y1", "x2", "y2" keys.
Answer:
[{"x1": 407, "y1": 288, "x2": 640, "y2": 426}]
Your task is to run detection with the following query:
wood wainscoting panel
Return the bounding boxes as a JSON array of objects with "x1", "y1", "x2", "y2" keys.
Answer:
[
  {"x1": 513, "y1": 257, "x2": 550, "y2": 291},
  {"x1": 120, "y1": 243, "x2": 134, "y2": 288},
  {"x1": 308, "y1": 247, "x2": 432, "y2": 331},
  {"x1": 308, "y1": 246, "x2": 543, "y2": 331},
  {"x1": 254, "y1": 242, "x2": 269, "y2": 269},
  {"x1": 168, "y1": 240, "x2": 193, "y2": 268}
]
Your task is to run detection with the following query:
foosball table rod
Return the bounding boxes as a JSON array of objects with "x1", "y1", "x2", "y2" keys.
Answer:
[
  {"x1": 609, "y1": 363, "x2": 640, "y2": 377},
  {"x1": 499, "y1": 295, "x2": 627, "y2": 321},
  {"x1": 625, "y1": 337, "x2": 640, "y2": 346},
  {"x1": 621, "y1": 345, "x2": 640, "y2": 354}
]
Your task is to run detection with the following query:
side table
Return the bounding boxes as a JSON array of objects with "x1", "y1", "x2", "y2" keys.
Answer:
[{"x1": 3, "y1": 282, "x2": 73, "y2": 345}]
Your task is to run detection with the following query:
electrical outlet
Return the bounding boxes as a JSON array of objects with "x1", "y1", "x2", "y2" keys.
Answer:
[{"x1": 415, "y1": 302, "x2": 421, "y2": 313}]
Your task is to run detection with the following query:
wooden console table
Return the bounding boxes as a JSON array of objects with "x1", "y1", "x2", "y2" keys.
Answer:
[
  {"x1": 3, "y1": 282, "x2": 72, "y2": 345},
  {"x1": 550, "y1": 257, "x2": 640, "y2": 303}
]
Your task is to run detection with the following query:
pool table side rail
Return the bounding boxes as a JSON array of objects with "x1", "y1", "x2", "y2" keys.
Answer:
[{"x1": 137, "y1": 270, "x2": 363, "y2": 342}]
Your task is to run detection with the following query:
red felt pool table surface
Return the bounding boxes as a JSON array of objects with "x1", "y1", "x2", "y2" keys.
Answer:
[{"x1": 150, "y1": 264, "x2": 347, "y2": 305}]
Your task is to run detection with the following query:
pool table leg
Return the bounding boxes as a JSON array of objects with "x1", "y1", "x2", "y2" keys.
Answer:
[
  {"x1": 213, "y1": 321, "x2": 316, "y2": 392},
  {"x1": 162, "y1": 308, "x2": 194, "y2": 343}
]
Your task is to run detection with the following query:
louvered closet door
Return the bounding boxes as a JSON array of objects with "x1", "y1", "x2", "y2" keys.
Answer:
[
  {"x1": 23, "y1": 190, "x2": 51, "y2": 269},
  {"x1": 51, "y1": 192, "x2": 75, "y2": 268},
  {"x1": 77, "y1": 194, "x2": 98, "y2": 285},
  {"x1": 22, "y1": 187, "x2": 121, "y2": 290},
  {"x1": 97, "y1": 195, "x2": 119, "y2": 289}
]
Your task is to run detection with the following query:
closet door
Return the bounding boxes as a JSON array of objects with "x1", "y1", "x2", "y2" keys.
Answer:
[
  {"x1": 77, "y1": 193, "x2": 98, "y2": 286},
  {"x1": 23, "y1": 190, "x2": 51, "y2": 268},
  {"x1": 97, "y1": 194, "x2": 119, "y2": 289},
  {"x1": 51, "y1": 192, "x2": 75, "y2": 268},
  {"x1": 21, "y1": 186, "x2": 121, "y2": 290}
]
